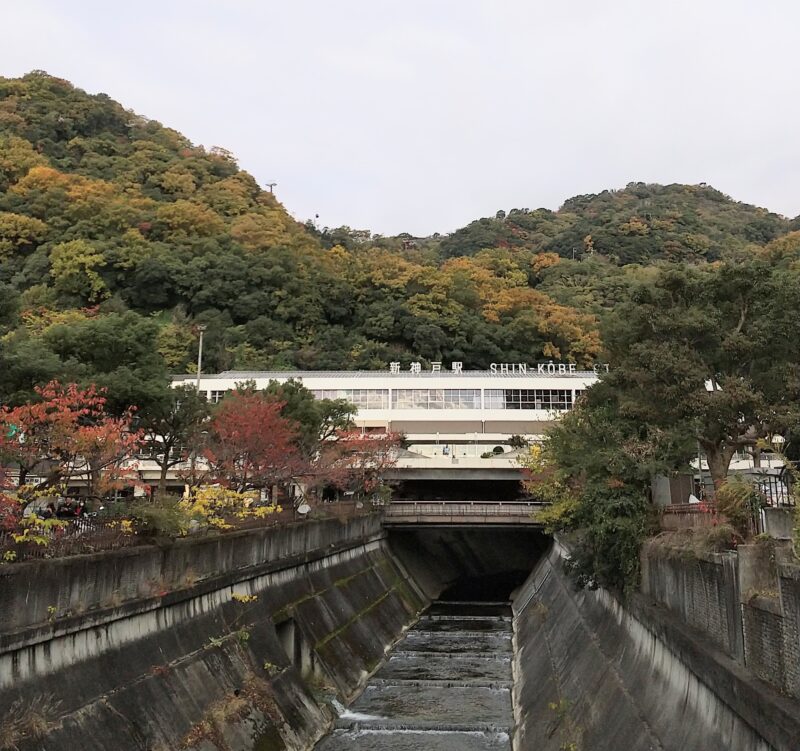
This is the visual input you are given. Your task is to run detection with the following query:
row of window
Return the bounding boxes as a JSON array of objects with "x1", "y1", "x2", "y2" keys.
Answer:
[
  {"x1": 485, "y1": 389, "x2": 574, "y2": 411},
  {"x1": 391, "y1": 389, "x2": 482, "y2": 409},
  {"x1": 205, "y1": 388, "x2": 578, "y2": 411},
  {"x1": 310, "y1": 389, "x2": 390, "y2": 409}
]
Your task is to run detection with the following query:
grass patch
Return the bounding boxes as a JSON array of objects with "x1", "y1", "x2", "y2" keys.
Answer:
[{"x1": 649, "y1": 525, "x2": 741, "y2": 558}]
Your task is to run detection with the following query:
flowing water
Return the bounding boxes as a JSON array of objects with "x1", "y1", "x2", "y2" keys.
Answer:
[{"x1": 316, "y1": 600, "x2": 514, "y2": 750}]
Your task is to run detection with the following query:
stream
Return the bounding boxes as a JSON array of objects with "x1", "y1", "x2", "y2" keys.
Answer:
[{"x1": 316, "y1": 600, "x2": 514, "y2": 750}]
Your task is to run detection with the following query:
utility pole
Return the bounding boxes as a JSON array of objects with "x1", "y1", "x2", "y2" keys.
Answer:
[
  {"x1": 266, "y1": 182, "x2": 277, "y2": 193},
  {"x1": 697, "y1": 441, "x2": 706, "y2": 500}
]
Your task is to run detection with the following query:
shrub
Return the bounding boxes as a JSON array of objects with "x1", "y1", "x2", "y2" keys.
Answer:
[
  {"x1": 129, "y1": 497, "x2": 191, "y2": 537},
  {"x1": 715, "y1": 476, "x2": 763, "y2": 538}
]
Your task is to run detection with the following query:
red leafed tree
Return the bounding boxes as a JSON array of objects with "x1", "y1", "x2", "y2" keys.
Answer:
[
  {"x1": 0, "y1": 381, "x2": 142, "y2": 497},
  {"x1": 313, "y1": 431, "x2": 400, "y2": 500},
  {"x1": 70, "y1": 415, "x2": 143, "y2": 498},
  {"x1": 0, "y1": 381, "x2": 103, "y2": 486},
  {"x1": 203, "y1": 391, "x2": 304, "y2": 493},
  {"x1": 0, "y1": 467, "x2": 20, "y2": 531}
]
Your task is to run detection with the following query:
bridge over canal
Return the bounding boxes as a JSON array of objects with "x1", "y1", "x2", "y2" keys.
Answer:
[{"x1": 383, "y1": 499, "x2": 547, "y2": 526}]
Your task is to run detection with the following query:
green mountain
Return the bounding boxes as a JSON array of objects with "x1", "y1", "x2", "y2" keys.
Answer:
[
  {"x1": 434, "y1": 183, "x2": 790, "y2": 263},
  {"x1": 0, "y1": 72, "x2": 794, "y2": 408}
]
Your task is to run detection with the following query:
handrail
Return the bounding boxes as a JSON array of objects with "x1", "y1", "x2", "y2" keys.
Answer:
[
  {"x1": 384, "y1": 500, "x2": 547, "y2": 519},
  {"x1": 388, "y1": 500, "x2": 547, "y2": 507}
]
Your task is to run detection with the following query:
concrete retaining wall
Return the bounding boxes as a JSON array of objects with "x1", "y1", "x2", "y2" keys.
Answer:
[
  {"x1": 0, "y1": 517, "x2": 426, "y2": 751},
  {"x1": 5, "y1": 520, "x2": 800, "y2": 750},
  {"x1": 641, "y1": 539, "x2": 800, "y2": 703},
  {"x1": 640, "y1": 543, "x2": 743, "y2": 660},
  {"x1": 513, "y1": 543, "x2": 800, "y2": 751}
]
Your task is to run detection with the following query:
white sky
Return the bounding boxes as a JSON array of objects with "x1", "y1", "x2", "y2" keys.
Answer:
[{"x1": 3, "y1": 1, "x2": 799, "y2": 235}]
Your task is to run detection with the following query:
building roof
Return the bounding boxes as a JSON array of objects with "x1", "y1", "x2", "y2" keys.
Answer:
[{"x1": 173, "y1": 369, "x2": 599, "y2": 381}]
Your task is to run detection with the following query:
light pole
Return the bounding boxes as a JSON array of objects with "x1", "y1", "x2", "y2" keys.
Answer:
[
  {"x1": 195, "y1": 324, "x2": 207, "y2": 392},
  {"x1": 189, "y1": 324, "x2": 207, "y2": 494}
]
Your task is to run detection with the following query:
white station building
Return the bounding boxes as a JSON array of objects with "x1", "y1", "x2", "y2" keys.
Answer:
[{"x1": 174, "y1": 363, "x2": 600, "y2": 460}]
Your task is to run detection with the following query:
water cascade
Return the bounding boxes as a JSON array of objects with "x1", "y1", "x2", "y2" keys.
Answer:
[{"x1": 316, "y1": 600, "x2": 514, "y2": 750}]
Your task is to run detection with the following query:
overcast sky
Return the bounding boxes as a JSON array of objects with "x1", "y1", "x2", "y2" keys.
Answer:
[{"x1": 3, "y1": 1, "x2": 799, "y2": 235}]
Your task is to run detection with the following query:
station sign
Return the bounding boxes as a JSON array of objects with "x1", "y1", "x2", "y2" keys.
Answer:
[{"x1": 387, "y1": 361, "x2": 609, "y2": 375}]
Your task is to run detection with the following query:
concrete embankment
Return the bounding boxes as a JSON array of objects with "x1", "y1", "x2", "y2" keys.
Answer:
[
  {"x1": 0, "y1": 516, "x2": 426, "y2": 750},
  {"x1": 513, "y1": 542, "x2": 800, "y2": 751},
  {"x1": 3, "y1": 521, "x2": 800, "y2": 750}
]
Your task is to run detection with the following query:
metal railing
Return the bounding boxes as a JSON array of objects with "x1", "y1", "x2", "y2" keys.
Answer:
[
  {"x1": 0, "y1": 501, "x2": 378, "y2": 564},
  {"x1": 659, "y1": 502, "x2": 722, "y2": 531},
  {"x1": 384, "y1": 500, "x2": 547, "y2": 523},
  {"x1": 751, "y1": 472, "x2": 796, "y2": 508},
  {"x1": 0, "y1": 518, "x2": 140, "y2": 562}
]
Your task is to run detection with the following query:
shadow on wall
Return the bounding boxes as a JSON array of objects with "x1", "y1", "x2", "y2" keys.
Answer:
[{"x1": 387, "y1": 527, "x2": 551, "y2": 602}]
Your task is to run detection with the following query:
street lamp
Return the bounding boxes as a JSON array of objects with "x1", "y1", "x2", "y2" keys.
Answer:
[
  {"x1": 195, "y1": 324, "x2": 207, "y2": 392},
  {"x1": 189, "y1": 326, "x2": 208, "y2": 497}
]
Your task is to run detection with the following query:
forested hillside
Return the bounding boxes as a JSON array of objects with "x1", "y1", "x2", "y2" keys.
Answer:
[{"x1": 0, "y1": 72, "x2": 795, "y2": 410}]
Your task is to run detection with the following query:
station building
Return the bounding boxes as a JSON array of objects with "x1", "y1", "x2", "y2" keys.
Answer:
[{"x1": 174, "y1": 363, "x2": 600, "y2": 460}]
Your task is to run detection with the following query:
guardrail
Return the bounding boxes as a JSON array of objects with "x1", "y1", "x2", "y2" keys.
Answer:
[{"x1": 384, "y1": 500, "x2": 548, "y2": 524}]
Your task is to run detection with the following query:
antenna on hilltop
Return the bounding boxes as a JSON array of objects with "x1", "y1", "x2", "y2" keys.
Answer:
[{"x1": 265, "y1": 182, "x2": 277, "y2": 193}]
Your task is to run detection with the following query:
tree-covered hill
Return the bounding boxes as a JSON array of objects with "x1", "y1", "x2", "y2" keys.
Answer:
[
  {"x1": 433, "y1": 183, "x2": 790, "y2": 263},
  {"x1": 0, "y1": 71, "x2": 794, "y2": 409}
]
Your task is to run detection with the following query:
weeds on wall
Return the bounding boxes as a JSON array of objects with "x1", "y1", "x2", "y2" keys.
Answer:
[{"x1": 0, "y1": 694, "x2": 60, "y2": 750}]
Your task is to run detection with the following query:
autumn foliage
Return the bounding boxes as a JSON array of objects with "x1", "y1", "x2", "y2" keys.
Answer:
[
  {"x1": 203, "y1": 391, "x2": 304, "y2": 493},
  {"x1": 0, "y1": 380, "x2": 142, "y2": 497},
  {"x1": 313, "y1": 430, "x2": 401, "y2": 499},
  {"x1": 200, "y1": 389, "x2": 399, "y2": 502}
]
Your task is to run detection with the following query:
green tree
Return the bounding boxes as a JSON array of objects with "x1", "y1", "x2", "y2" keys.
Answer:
[
  {"x1": 41, "y1": 311, "x2": 169, "y2": 414},
  {"x1": 601, "y1": 260, "x2": 800, "y2": 486},
  {"x1": 140, "y1": 384, "x2": 211, "y2": 496},
  {"x1": 0, "y1": 336, "x2": 62, "y2": 406},
  {"x1": 526, "y1": 382, "x2": 666, "y2": 591},
  {"x1": 49, "y1": 239, "x2": 108, "y2": 302}
]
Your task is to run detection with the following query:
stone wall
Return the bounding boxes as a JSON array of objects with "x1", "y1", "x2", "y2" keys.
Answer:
[
  {"x1": 778, "y1": 565, "x2": 800, "y2": 697},
  {"x1": 0, "y1": 516, "x2": 426, "y2": 751},
  {"x1": 743, "y1": 596, "x2": 786, "y2": 687},
  {"x1": 0, "y1": 515, "x2": 385, "y2": 640}
]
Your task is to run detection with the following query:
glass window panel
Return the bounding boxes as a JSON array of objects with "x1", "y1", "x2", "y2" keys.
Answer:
[
  {"x1": 310, "y1": 388, "x2": 388, "y2": 408},
  {"x1": 484, "y1": 389, "x2": 504, "y2": 408}
]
